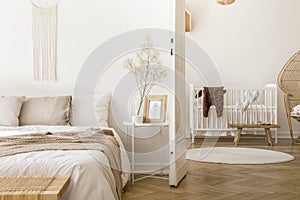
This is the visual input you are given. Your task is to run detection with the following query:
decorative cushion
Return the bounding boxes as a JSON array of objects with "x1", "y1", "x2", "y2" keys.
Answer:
[
  {"x1": 19, "y1": 96, "x2": 71, "y2": 126},
  {"x1": 0, "y1": 96, "x2": 24, "y2": 126},
  {"x1": 291, "y1": 105, "x2": 300, "y2": 115},
  {"x1": 94, "y1": 93, "x2": 111, "y2": 127}
]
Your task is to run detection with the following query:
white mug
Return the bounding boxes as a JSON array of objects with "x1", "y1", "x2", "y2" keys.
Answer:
[{"x1": 131, "y1": 115, "x2": 143, "y2": 123}]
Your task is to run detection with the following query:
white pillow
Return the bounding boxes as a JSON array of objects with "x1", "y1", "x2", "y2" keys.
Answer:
[
  {"x1": 94, "y1": 93, "x2": 111, "y2": 127},
  {"x1": 291, "y1": 105, "x2": 300, "y2": 115},
  {"x1": 0, "y1": 96, "x2": 24, "y2": 126}
]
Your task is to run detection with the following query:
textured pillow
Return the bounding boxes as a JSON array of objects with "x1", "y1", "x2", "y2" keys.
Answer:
[
  {"x1": 0, "y1": 96, "x2": 24, "y2": 126},
  {"x1": 94, "y1": 93, "x2": 111, "y2": 127},
  {"x1": 19, "y1": 96, "x2": 71, "y2": 126}
]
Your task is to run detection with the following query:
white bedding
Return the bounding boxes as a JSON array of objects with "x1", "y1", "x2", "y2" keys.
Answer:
[{"x1": 0, "y1": 126, "x2": 130, "y2": 200}]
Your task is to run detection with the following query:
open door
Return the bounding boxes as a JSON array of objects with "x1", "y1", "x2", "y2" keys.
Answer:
[{"x1": 169, "y1": 0, "x2": 187, "y2": 187}]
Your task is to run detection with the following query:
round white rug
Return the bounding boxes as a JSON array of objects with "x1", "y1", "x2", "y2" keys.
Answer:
[{"x1": 186, "y1": 147, "x2": 295, "y2": 164}]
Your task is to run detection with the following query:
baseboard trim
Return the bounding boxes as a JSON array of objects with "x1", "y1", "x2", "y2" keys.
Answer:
[{"x1": 278, "y1": 131, "x2": 299, "y2": 138}]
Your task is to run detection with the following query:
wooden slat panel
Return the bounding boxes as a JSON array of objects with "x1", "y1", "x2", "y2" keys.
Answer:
[{"x1": 0, "y1": 176, "x2": 70, "y2": 200}]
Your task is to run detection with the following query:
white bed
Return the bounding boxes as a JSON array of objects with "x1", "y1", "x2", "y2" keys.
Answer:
[{"x1": 0, "y1": 125, "x2": 130, "y2": 200}]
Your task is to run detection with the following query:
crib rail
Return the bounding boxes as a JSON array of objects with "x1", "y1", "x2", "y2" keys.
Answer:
[{"x1": 189, "y1": 84, "x2": 278, "y2": 143}]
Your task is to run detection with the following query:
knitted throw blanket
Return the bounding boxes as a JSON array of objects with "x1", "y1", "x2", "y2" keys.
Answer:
[{"x1": 0, "y1": 128, "x2": 122, "y2": 200}]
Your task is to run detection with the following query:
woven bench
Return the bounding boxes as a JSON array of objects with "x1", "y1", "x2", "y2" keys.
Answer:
[
  {"x1": 0, "y1": 176, "x2": 70, "y2": 200},
  {"x1": 228, "y1": 124, "x2": 280, "y2": 147}
]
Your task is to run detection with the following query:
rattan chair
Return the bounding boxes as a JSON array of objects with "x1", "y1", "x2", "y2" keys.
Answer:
[{"x1": 278, "y1": 50, "x2": 300, "y2": 144}]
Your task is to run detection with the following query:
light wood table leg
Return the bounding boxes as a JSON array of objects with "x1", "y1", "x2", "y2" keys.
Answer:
[
  {"x1": 265, "y1": 128, "x2": 274, "y2": 146},
  {"x1": 233, "y1": 128, "x2": 242, "y2": 147}
]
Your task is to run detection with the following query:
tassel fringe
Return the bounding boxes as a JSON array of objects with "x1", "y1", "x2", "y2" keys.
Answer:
[{"x1": 32, "y1": 6, "x2": 57, "y2": 81}]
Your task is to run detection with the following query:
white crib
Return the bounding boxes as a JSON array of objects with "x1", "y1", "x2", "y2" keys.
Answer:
[{"x1": 189, "y1": 84, "x2": 278, "y2": 143}]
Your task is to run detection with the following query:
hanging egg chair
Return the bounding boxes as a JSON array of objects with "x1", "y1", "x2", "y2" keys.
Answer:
[{"x1": 278, "y1": 50, "x2": 300, "y2": 144}]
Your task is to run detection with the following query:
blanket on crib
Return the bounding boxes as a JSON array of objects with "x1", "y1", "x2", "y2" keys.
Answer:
[{"x1": 0, "y1": 128, "x2": 122, "y2": 200}]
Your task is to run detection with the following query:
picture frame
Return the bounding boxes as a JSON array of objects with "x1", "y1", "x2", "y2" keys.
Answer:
[{"x1": 143, "y1": 95, "x2": 167, "y2": 123}]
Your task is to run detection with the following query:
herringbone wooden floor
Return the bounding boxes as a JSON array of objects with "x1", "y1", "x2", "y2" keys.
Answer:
[{"x1": 122, "y1": 138, "x2": 300, "y2": 200}]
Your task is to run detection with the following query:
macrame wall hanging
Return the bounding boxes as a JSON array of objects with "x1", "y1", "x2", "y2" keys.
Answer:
[{"x1": 30, "y1": 0, "x2": 60, "y2": 81}]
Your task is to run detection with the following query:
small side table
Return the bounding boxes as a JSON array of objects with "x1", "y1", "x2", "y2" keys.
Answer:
[{"x1": 123, "y1": 122, "x2": 169, "y2": 185}]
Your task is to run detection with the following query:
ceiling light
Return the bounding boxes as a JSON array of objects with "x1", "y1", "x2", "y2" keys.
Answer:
[{"x1": 217, "y1": 0, "x2": 236, "y2": 6}]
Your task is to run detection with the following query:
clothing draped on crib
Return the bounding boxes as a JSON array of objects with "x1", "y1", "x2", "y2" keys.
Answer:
[{"x1": 202, "y1": 87, "x2": 226, "y2": 118}]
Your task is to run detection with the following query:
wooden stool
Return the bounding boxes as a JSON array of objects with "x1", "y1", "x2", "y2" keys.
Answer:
[
  {"x1": 228, "y1": 124, "x2": 280, "y2": 147},
  {"x1": 0, "y1": 176, "x2": 70, "y2": 200}
]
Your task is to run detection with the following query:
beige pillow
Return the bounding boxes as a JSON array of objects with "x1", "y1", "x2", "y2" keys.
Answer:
[
  {"x1": 0, "y1": 96, "x2": 24, "y2": 126},
  {"x1": 94, "y1": 93, "x2": 111, "y2": 127},
  {"x1": 19, "y1": 96, "x2": 71, "y2": 126}
]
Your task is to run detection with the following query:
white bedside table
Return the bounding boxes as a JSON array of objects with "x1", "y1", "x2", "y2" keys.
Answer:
[{"x1": 123, "y1": 122, "x2": 169, "y2": 185}]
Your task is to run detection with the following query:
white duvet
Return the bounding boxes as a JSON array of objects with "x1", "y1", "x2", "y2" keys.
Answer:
[{"x1": 0, "y1": 126, "x2": 130, "y2": 200}]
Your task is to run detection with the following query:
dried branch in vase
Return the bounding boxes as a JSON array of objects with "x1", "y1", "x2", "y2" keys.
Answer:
[{"x1": 124, "y1": 36, "x2": 168, "y2": 115}]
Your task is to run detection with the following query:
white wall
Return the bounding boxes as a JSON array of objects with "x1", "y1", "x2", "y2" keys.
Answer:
[
  {"x1": 0, "y1": 0, "x2": 172, "y2": 96},
  {"x1": 186, "y1": 0, "x2": 300, "y2": 137}
]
